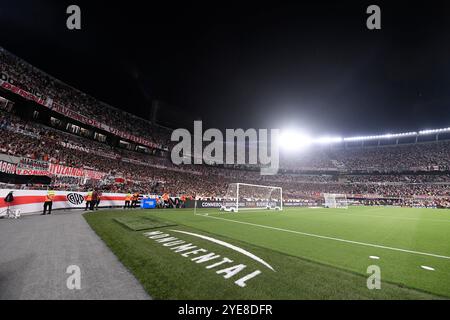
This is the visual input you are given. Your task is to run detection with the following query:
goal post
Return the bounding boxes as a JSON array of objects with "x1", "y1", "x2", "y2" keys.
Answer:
[
  {"x1": 323, "y1": 193, "x2": 348, "y2": 209},
  {"x1": 220, "y1": 183, "x2": 283, "y2": 212}
]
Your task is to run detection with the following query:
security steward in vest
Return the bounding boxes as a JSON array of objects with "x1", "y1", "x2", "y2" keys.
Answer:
[
  {"x1": 124, "y1": 192, "x2": 132, "y2": 209},
  {"x1": 131, "y1": 192, "x2": 139, "y2": 208},
  {"x1": 85, "y1": 191, "x2": 92, "y2": 211},
  {"x1": 42, "y1": 190, "x2": 55, "y2": 215}
]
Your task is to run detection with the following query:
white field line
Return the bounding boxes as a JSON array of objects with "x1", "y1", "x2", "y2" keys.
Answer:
[{"x1": 195, "y1": 213, "x2": 450, "y2": 260}]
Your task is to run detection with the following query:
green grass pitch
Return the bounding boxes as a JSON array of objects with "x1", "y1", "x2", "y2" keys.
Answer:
[
  {"x1": 113, "y1": 216, "x2": 177, "y2": 230},
  {"x1": 84, "y1": 206, "x2": 450, "y2": 299}
]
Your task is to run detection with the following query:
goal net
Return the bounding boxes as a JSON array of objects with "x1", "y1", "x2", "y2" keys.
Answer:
[
  {"x1": 220, "y1": 183, "x2": 283, "y2": 212},
  {"x1": 323, "y1": 193, "x2": 348, "y2": 209}
]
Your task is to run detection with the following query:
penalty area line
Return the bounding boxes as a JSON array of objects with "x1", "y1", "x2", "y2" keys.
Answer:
[{"x1": 199, "y1": 213, "x2": 450, "y2": 261}]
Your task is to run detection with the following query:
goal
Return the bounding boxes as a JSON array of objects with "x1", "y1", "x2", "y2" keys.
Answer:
[
  {"x1": 220, "y1": 183, "x2": 283, "y2": 212},
  {"x1": 323, "y1": 193, "x2": 348, "y2": 209}
]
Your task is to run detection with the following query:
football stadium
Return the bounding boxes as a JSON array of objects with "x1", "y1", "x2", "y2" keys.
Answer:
[{"x1": 1, "y1": 1, "x2": 450, "y2": 306}]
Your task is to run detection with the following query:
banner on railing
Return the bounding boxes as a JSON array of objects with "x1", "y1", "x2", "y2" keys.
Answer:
[
  {"x1": 0, "y1": 189, "x2": 128, "y2": 214},
  {"x1": 0, "y1": 160, "x2": 17, "y2": 174}
]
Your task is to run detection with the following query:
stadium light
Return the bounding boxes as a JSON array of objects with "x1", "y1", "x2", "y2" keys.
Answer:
[
  {"x1": 419, "y1": 127, "x2": 450, "y2": 135},
  {"x1": 343, "y1": 131, "x2": 417, "y2": 142},
  {"x1": 275, "y1": 125, "x2": 450, "y2": 147},
  {"x1": 314, "y1": 136, "x2": 343, "y2": 144},
  {"x1": 278, "y1": 129, "x2": 312, "y2": 151}
]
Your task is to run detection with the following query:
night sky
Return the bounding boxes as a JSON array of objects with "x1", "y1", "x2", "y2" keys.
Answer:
[{"x1": 1, "y1": 0, "x2": 450, "y2": 136}]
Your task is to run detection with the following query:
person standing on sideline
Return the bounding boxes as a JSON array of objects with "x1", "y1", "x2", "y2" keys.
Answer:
[
  {"x1": 90, "y1": 189, "x2": 98, "y2": 211},
  {"x1": 131, "y1": 192, "x2": 139, "y2": 208},
  {"x1": 85, "y1": 191, "x2": 92, "y2": 211},
  {"x1": 124, "y1": 192, "x2": 131, "y2": 209},
  {"x1": 162, "y1": 193, "x2": 170, "y2": 208},
  {"x1": 42, "y1": 190, "x2": 55, "y2": 215},
  {"x1": 180, "y1": 194, "x2": 187, "y2": 208},
  {"x1": 95, "y1": 190, "x2": 102, "y2": 210}
]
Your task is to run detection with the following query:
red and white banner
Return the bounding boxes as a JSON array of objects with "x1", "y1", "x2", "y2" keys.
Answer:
[
  {"x1": 15, "y1": 168, "x2": 50, "y2": 176},
  {"x1": 0, "y1": 160, "x2": 17, "y2": 174},
  {"x1": 0, "y1": 79, "x2": 50, "y2": 107},
  {"x1": 5, "y1": 154, "x2": 106, "y2": 180},
  {"x1": 16, "y1": 158, "x2": 50, "y2": 176},
  {"x1": 0, "y1": 189, "x2": 128, "y2": 215},
  {"x1": 48, "y1": 163, "x2": 84, "y2": 177},
  {"x1": 52, "y1": 100, "x2": 159, "y2": 148},
  {"x1": 83, "y1": 169, "x2": 106, "y2": 180}
]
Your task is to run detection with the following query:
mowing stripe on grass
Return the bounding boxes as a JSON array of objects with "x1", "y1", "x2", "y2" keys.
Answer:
[{"x1": 199, "y1": 213, "x2": 450, "y2": 260}]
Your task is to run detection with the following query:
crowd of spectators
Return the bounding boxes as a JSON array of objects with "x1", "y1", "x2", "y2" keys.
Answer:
[
  {"x1": 343, "y1": 174, "x2": 450, "y2": 184},
  {"x1": 328, "y1": 143, "x2": 450, "y2": 172},
  {"x1": 0, "y1": 47, "x2": 171, "y2": 149}
]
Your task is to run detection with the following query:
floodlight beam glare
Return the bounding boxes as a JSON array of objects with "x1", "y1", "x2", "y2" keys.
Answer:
[
  {"x1": 278, "y1": 129, "x2": 312, "y2": 151},
  {"x1": 278, "y1": 126, "x2": 450, "y2": 147}
]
